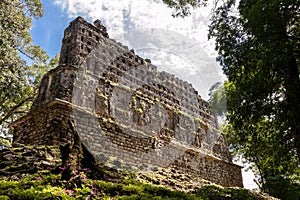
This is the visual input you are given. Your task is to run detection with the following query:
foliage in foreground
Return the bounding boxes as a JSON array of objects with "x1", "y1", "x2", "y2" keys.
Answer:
[
  {"x1": 0, "y1": 173, "x2": 277, "y2": 200},
  {"x1": 0, "y1": 145, "x2": 277, "y2": 200}
]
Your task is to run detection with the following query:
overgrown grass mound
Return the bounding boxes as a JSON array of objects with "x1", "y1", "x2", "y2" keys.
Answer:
[{"x1": 0, "y1": 145, "x2": 277, "y2": 199}]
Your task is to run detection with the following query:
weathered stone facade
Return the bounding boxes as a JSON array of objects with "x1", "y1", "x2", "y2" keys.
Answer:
[{"x1": 10, "y1": 17, "x2": 243, "y2": 187}]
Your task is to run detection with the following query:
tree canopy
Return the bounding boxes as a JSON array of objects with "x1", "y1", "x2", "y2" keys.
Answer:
[
  {"x1": 208, "y1": 0, "x2": 300, "y2": 198},
  {"x1": 0, "y1": 0, "x2": 58, "y2": 145},
  {"x1": 208, "y1": 81, "x2": 227, "y2": 118},
  {"x1": 0, "y1": 0, "x2": 47, "y2": 125},
  {"x1": 163, "y1": 0, "x2": 300, "y2": 198},
  {"x1": 162, "y1": 0, "x2": 208, "y2": 17}
]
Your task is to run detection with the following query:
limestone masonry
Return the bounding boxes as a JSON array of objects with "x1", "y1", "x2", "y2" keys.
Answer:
[{"x1": 10, "y1": 17, "x2": 243, "y2": 187}]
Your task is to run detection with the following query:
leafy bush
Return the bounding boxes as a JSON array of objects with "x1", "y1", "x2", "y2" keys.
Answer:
[
  {"x1": 196, "y1": 185, "x2": 267, "y2": 200},
  {"x1": 263, "y1": 175, "x2": 300, "y2": 200}
]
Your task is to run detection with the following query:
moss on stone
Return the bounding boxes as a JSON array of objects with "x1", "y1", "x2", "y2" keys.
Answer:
[{"x1": 0, "y1": 145, "x2": 278, "y2": 199}]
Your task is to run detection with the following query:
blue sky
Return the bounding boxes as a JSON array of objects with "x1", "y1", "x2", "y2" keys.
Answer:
[
  {"x1": 31, "y1": 0, "x2": 70, "y2": 58},
  {"x1": 30, "y1": 0, "x2": 257, "y2": 189}
]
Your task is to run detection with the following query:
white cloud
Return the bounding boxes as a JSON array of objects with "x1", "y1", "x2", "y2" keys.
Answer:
[
  {"x1": 53, "y1": 0, "x2": 212, "y2": 44},
  {"x1": 54, "y1": 0, "x2": 223, "y2": 99}
]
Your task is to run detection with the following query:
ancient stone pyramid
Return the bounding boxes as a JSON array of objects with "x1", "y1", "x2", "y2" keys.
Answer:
[{"x1": 10, "y1": 17, "x2": 243, "y2": 187}]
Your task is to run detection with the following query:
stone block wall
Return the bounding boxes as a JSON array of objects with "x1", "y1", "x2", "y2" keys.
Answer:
[
  {"x1": 10, "y1": 17, "x2": 243, "y2": 187},
  {"x1": 13, "y1": 102, "x2": 74, "y2": 146}
]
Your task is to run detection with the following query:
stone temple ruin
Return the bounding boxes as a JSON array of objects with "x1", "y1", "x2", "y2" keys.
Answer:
[{"x1": 10, "y1": 17, "x2": 243, "y2": 187}]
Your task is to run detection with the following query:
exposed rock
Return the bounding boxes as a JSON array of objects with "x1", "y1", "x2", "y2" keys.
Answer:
[{"x1": 0, "y1": 144, "x2": 61, "y2": 180}]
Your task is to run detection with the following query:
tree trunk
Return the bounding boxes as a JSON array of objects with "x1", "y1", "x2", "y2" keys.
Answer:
[{"x1": 285, "y1": 57, "x2": 300, "y2": 162}]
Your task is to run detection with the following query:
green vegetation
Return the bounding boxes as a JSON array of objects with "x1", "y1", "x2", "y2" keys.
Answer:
[
  {"x1": 208, "y1": 82, "x2": 227, "y2": 118},
  {"x1": 164, "y1": 0, "x2": 300, "y2": 198},
  {"x1": 0, "y1": 0, "x2": 58, "y2": 146},
  {"x1": 162, "y1": 0, "x2": 208, "y2": 17},
  {"x1": 208, "y1": 0, "x2": 300, "y2": 198},
  {"x1": 0, "y1": 172, "x2": 278, "y2": 199},
  {"x1": 0, "y1": 166, "x2": 274, "y2": 200},
  {"x1": 0, "y1": 145, "x2": 276, "y2": 199}
]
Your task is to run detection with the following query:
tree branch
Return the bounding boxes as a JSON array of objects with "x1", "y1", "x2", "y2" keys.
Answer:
[
  {"x1": 17, "y1": 47, "x2": 34, "y2": 60},
  {"x1": 0, "y1": 96, "x2": 34, "y2": 126}
]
